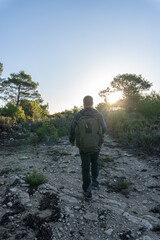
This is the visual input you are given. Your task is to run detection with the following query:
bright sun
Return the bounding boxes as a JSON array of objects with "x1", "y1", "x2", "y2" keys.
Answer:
[{"x1": 107, "y1": 92, "x2": 122, "y2": 104}]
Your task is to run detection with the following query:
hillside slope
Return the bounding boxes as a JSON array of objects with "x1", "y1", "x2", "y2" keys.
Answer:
[{"x1": 0, "y1": 135, "x2": 160, "y2": 240}]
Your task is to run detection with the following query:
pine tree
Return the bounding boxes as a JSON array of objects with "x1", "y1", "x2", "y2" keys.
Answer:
[{"x1": 1, "y1": 70, "x2": 42, "y2": 105}]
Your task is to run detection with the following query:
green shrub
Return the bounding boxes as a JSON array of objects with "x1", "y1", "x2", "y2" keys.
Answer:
[
  {"x1": 105, "y1": 108, "x2": 160, "y2": 154},
  {"x1": 51, "y1": 115, "x2": 72, "y2": 137},
  {"x1": 14, "y1": 106, "x2": 26, "y2": 123},
  {"x1": 27, "y1": 133, "x2": 39, "y2": 145},
  {"x1": 23, "y1": 121, "x2": 42, "y2": 132},
  {"x1": 1, "y1": 103, "x2": 25, "y2": 123},
  {"x1": 138, "y1": 152, "x2": 146, "y2": 159},
  {"x1": 0, "y1": 116, "x2": 12, "y2": 129},
  {"x1": 53, "y1": 117, "x2": 71, "y2": 131},
  {"x1": 136, "y1": 91, "x2": 160, "y2": 118},
  {"x1": 106, "y1": 110, "x2": 127, "y2": 133},
  {"x1": 96, "y1": 102, "x2": 109, "y2": 118},
  {"x1": 1, "y1": 168, "x2": 12, "y2": 174},
  {"x1": 114, "y1": 180, "x2": 130, "y2": 196},
  {"x1": 36, "y1": 122, "x2": 58, "y2": 142},
  {"x1": 114, "y1": 180, "x2": 130, "y2": 189},
  {"x1": 22, "y1": 117, "x2": 69, "y2": 144},
  {"x1": 25, "y1": 170, "x2": 45, "y2": 186},
  {"x1": 103, "y1": 156, "x2": 114, "y2": 162},
  {"x1": 57, "y1": 127, "x2": 68, "y2": 137},
  {"x1": 20, "y1": 100, "x2": 49, "y2": 121}
]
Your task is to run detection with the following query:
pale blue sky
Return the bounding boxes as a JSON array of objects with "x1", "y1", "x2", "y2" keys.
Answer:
[{"x1": 1, "y1": 0, "x2": 160, "y2": 113}]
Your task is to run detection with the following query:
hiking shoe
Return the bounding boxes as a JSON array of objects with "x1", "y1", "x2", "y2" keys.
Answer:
[
  {"x1": 83, "y1": 191, "x2": 92, "y2": 200},
  {"x1": 92, "y1": 185, "x2": 101, "y2": 190}
]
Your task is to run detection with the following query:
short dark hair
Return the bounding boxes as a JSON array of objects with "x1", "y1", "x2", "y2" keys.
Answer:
[{"x1": 83, "y1": 95, "x2": 93, "y2": 106}]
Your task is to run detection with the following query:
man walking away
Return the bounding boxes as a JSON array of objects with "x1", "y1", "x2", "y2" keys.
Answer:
[{"x1": 69, "y1": 96, "x2": 107, "y2": 200}]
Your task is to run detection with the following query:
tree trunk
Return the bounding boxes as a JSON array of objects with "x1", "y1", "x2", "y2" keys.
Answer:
[{"x1": 16, "y1": 84, "x2": 21, "y2": 106}]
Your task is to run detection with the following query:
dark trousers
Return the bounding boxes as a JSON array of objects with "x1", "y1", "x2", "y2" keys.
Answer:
[{"x1": 80, "y1": 150, "x2": 100, "y2": 193}]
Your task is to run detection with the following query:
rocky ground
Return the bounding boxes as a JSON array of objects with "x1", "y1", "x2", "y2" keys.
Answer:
[{"x1": 0, "y1": 134, "x2": 160, "y2": 240}]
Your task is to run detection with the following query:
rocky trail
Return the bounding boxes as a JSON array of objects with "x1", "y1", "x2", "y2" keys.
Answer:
[{"x1": 0, "y1": 135, "x2": 160, "y2": 240}]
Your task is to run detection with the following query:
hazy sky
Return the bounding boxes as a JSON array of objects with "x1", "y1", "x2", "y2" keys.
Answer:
[{"x1": 1, "y1": 0, "x2": 160, "y2": 113}]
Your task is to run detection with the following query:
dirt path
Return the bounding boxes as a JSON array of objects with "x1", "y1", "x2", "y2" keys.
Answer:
[{"x1": 0, "y1": 135, "x2": 160, "y2": 240}]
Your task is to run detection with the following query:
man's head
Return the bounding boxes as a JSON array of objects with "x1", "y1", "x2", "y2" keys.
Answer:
[{"x1": 83, "y1": 95, "x2": 93, "y2": 108}]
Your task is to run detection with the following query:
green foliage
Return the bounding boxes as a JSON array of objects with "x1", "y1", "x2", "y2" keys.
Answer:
[
  {"x1": 22, "y1": 115, "x2": 70, "y2": 144},
  {"x1": 57, "y1": 127, "x2": 68, "y2": 137},
  {"x1": 52, "y1": 111, "x2": 75, "y2": 137},
  {"x1": 96, "y1": 102, "x2": 109, "y2": 118},
  {"x1": 0, "y1": 98, "x2": 49, "y2": 124},
  {"x1": 114, "y1": 180, "x2": 130, "y2": 189},
  {"x1": 72, "y1": 106, "x2": 80, "y2": 114},
  {"x1": 106, "y1": 110, "x2": 127, "y2": 133},
  {"x1": 0, "y1": 168, "x2": 12, "y2": 174},
  {"x1": 40, "y1": 103, "x2": 49, "y2": 119},
  {"x1": 14, "y1": 106, "x2": 26, "y2": 123},
  {"x1": 1, "y1": 103, "x2": 25, "y2": 123},
  {"x1": 27, "y1": 133, "x2": 39, "y2": 145},
  {"x1": 136, "y1": 91, "x2": 160, "y2": 118},
  {"x1": 61, "y1": 106, "x2": 82, "y2": 120},
  {"x1": 20, "y1": 99, "x2": 49, "y2": 121},
  {"x1": 36, "y1": 122, "x2": 58, "y2": 142},
  {"x1": 103, "y1": 156, "x2": 114, "y2": 162},
  {"x1": 106, "y1": 110, "x2": 160, "y2": 154},
  {"x1": 99, "y1": 87, "x2": 111, "y2": 101},
  {"x1": 0, "y1": 116, "x2": 12, "y2": 129},
  {"x1": 20, "y1": 100, "x2": 41, "y2": 120},
  {"x1": 23, "y1": 121, "x2": 43, "y2": 132},
  {"x1": 111, "y1": 74, "x2": 152, "y2": 98},
  {"x1": 53, "y1": 118, "x2": 70, "y2": 134},
  {"x1": 138, "y1": 151, "x2": 146, "y2": 159},
  {"x1": 114, "y1": 180, "x2": 130, "y2": 196},
  {"x1": 1, "y1": 70, "x2": 42, "y2": 105},
  {"x1": 25, "y1": 170, "x2": 45, "y2": 186},
  {"x1": 100, "y1": 73, "x2": 152, "y2": 111},
  {"x1": 99, "y1": 155, "x2": 114, "y2": 168}
]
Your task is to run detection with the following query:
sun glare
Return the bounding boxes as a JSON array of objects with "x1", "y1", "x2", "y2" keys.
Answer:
[{"x1": 107, "y1": 92, "x2": 122, "y2": 104}]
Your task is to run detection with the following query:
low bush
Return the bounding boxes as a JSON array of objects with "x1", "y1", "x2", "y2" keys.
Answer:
[
  {"x1": 21, "y1": 116, "x2": 71, "y2": 145},
  {"x1": 53, "y1": 117, "x2": 71, "y2": 133},
  {"x1": 1, "y1": 103, "x2": 25, "y2": 123},
  {"x1": 27, "y1": 133, "x2": 39, "y2": 145},
  {"x1": 136, "y1": 92, "x2": 160, "y2": 118},
  {"x1": 36, "y1": 122, "x2": 58, "y2": 142},
  {"x1": 0, "y1": 116, "x2": 12, "y2": 129},
  {"x1": 114, "y1": 180, "x2": 130, "y2": 197},
  {"x1": 105, "y1": 110, "x2": 160, "y2": 154},
  {"x1": 57, "y1": 127, "x2": 69, "y2": 137},
  {"x1": 0, "y1": 168, "x2": 12, "y2": 174},
  {"x1": 25, "y1": 170, "x2": 45, "y2": 186},
  {"x1": 103, "y1": 156, "x2": 114, "y2": 162},
  {"x1": 114, "y1": 180, "x2": 130, "y2": 190}
]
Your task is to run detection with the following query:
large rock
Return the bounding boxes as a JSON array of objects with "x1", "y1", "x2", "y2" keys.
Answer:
[
  {"x1": 19, "y1": 191, "x2": 30, "y2": 205},
  {"x1": 123, "y1": 212, "x2": 153, "y2": 230}
]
